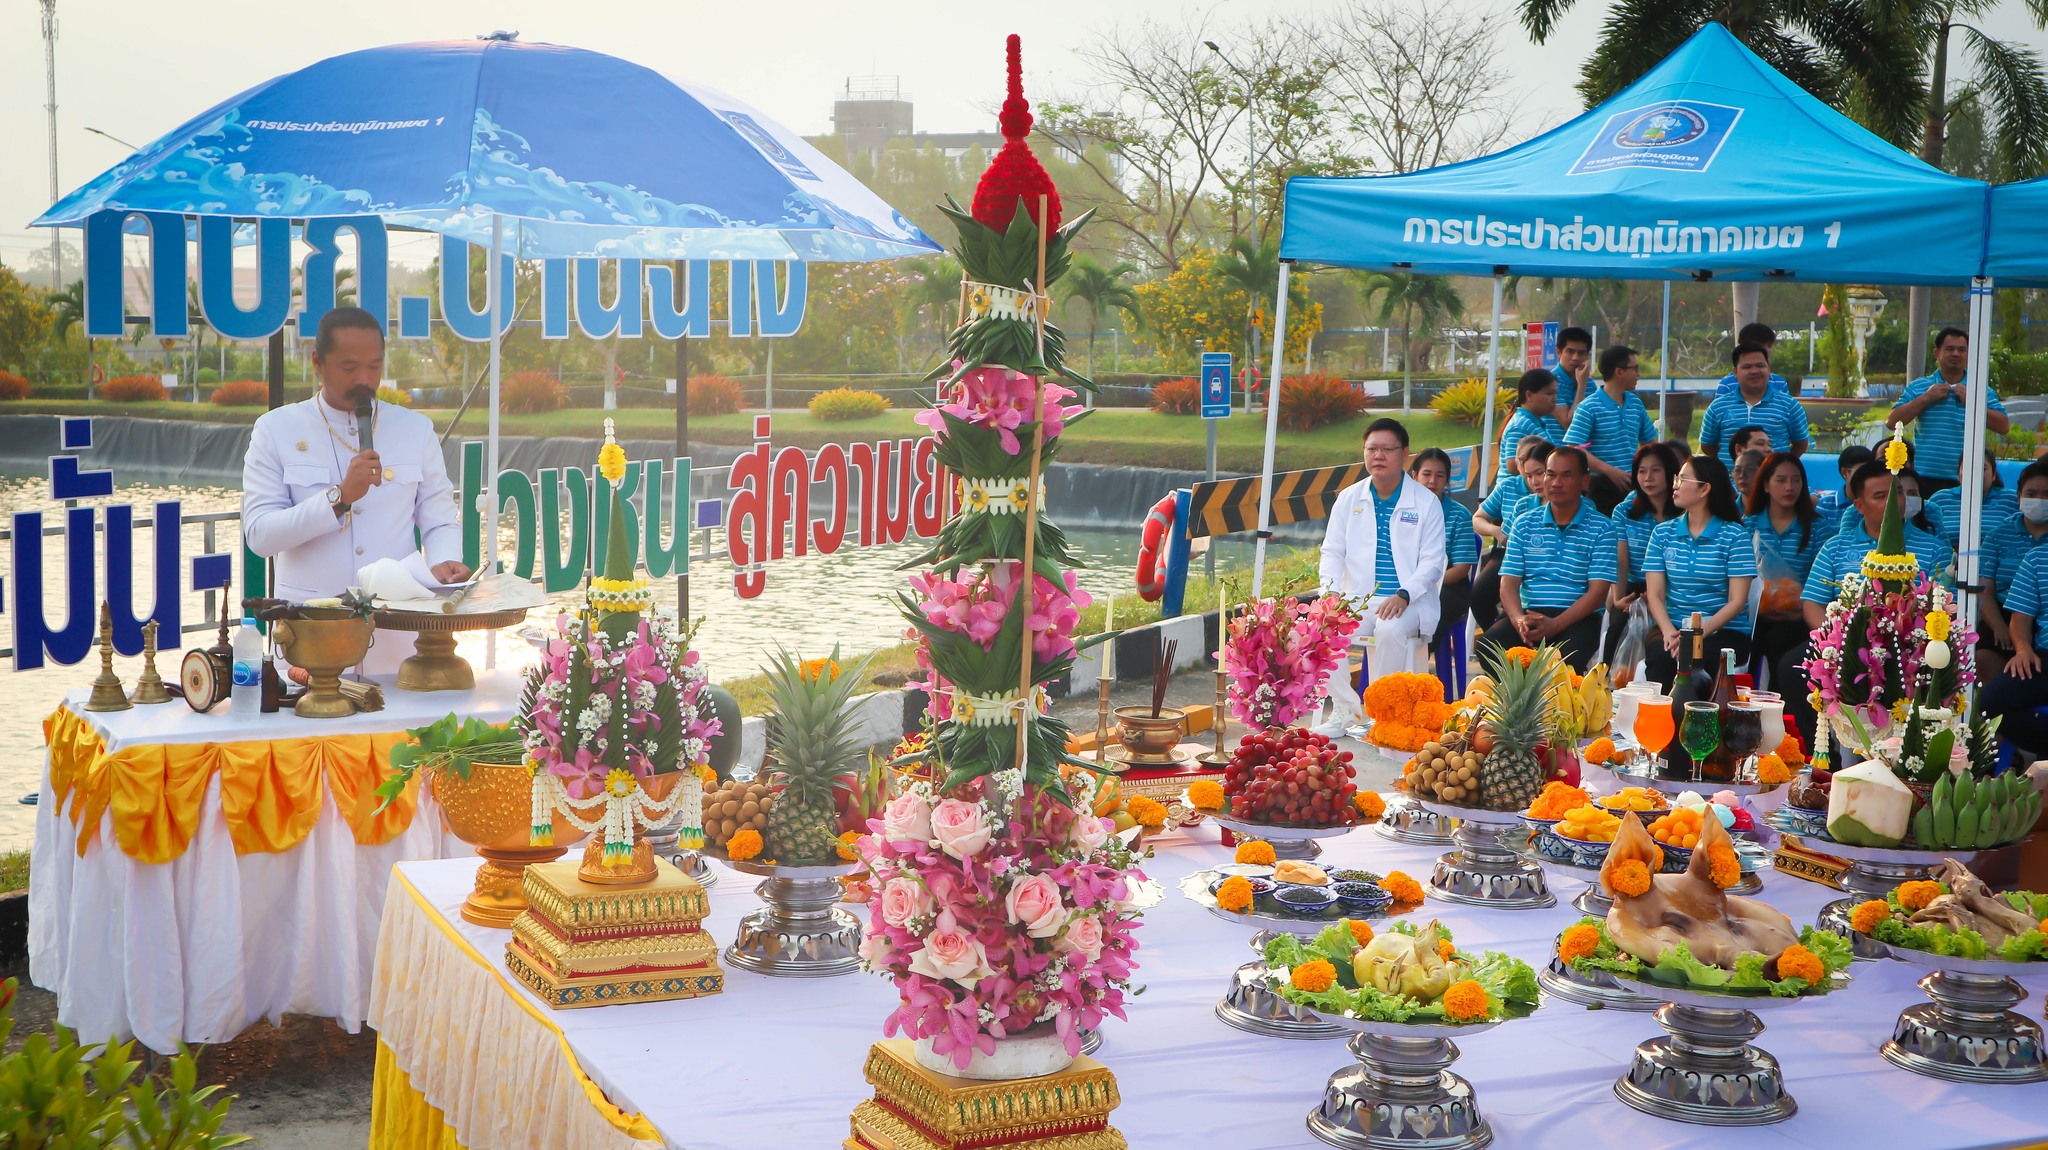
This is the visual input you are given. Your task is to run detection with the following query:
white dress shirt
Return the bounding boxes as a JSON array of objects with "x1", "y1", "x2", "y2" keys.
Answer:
[
  {"x1": 1319, "y1": 474, "x2": 1448, "y2": 638},
  {"x1": 241, "y1": 396, "x2": 462, "y2": 630}
]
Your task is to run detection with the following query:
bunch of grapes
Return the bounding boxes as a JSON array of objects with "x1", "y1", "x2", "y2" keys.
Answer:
[{"x1": 1223, "y1": 729, "x2": 1359, "y2": 826}]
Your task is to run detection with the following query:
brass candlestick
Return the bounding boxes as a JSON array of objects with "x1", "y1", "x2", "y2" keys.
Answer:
[
  {"x1": 1197, "y1": 665, "x2": 1232, "y2": 768},
  {"x1": 130, "y1": 619, "x2": 173, "y2": 704},
  {"x1": 85, "y1": 603, "x2": 132, "y2": 712}
]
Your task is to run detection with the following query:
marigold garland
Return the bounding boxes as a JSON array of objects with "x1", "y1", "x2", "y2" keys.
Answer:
[
  {"x1": 598, "y1": 442, "x2": 627, "y2": 484},
  {"x1": 727, "y1": 827, "x2": 763, "y2": 862},
  {"x1": 1755, "y1": 754, "x2": 1791, "y2": 785},
  {"x1": 1127, "y1": 795, "x2": 1168, "y2": 829},
  {"x1": 836, "y1": 830, "x2": 862, "y2": 862},
  {"x1": 1775, "y1": 943, "x2": 1825, "y2": 984},
  {"x1": 1216, "y1": 875, "x2": 1254, "y2": 912},
  {"x1": 1609, "y1": 858, "x2": 1652, "y2": 898},
  {"x1": 1188, "y1": 779, "x2": 1227, "y2": 810},
  {"x1": 1898, "y1": 880, "x2": 1943, "y2": 912},
  {"x1": 1347, "y1": 919, "x2": 1375, "y2": 946},
  {"x1": 1291, "y1": 958, "x2": 1338, "y2": 993},
  {"x1": 1558, "y1": 923, "x2": 1601, "y2": 965},
  {"x1": 1441, "y1": 979, "x2": 1489, "y2": 1022},
  {"x1": 1353, "y1": 791, "x2": 1387, "y2": 821},
  {"x1": 1706, "y1": 841, "x2": 1741, "y2": 890},
  {"x1": 1582, "y1": 737, "x2": 1617, "y2": 765},
  {"x1": 1235, "y1": 839, "x2": 1278, "y2": 865},
  {"x1": 1380, "y1": 871, "x2": 1425, "y2": 905},
  {"x1": 1850, "y1": 900, "x2": 1893, "y2": 934},
  {"x1": 1884, "y1": 436, "x2": 1909, "y2": 473}
]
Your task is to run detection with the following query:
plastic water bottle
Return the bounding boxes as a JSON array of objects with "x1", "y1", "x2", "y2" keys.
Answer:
[{"x1": 231, "y1": 618, "x2": 263, "y2": 716}]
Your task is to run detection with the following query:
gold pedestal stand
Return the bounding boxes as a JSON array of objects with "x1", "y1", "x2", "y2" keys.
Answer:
[
  {"x1": 504, "y1": 859, "x2": 724, "y2": 1009},
  {"x1": 1197, "y1": 665, "x2": 1231, "y2": 769},
  {"x1": 374, "y1": 608, "x2": 527, "y2": 692},
  {"x1": 846, "y1": 1040, "x2": 1126, "y2": 1150}
]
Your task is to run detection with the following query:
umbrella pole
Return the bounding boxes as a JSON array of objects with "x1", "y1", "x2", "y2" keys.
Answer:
[
  {"x1": 1478, "y1": 272, "x2": 1504, "y2": 499},
  {"x1": 1958, "y1": 275, "x2": 1994, "y2": 690},
  {"x1": 1250, "y1": 261, "x2": 1292, "y2": 600},
  {"x1": 1658, "y1": 281, "x2": 1672, "y2": 438},
  {"x1": 675, "y1": 313, "x2": 690, "y2": 618},
  {"x1": 484, "y1": 214, "x2": 503, "y2": 670}
]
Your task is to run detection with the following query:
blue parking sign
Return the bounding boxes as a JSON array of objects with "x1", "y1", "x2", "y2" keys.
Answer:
[{"x1": 1201, "y1": 352, "x2": 1233, "y2": 419}]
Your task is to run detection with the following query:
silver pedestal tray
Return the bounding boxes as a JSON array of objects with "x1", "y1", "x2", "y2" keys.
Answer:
[
  {"x1": 1768, "y1": 814, "x2": 1994, "y2": 959},
  {"x1": 1501, "y1": 840, "x2": 1658, "y2": 1012},
  {"x1": 1181, "y1": 872, "x2": 1361, "y2": 1040},
  {"x1": 712, "y1": 854, "x2": 863, "y2": 977},
  {"x1": 1374, "y1": 795, "x2": 1454, "y2": 847},
  {"x1": 1299, "y1": 1011, "x2": 1526, "y2": 1150},
  {"x1": 644, "y1": 811, "x2": 716, "y2": 889},
  {"x1": 1206, "y1": 811, "x2": 1356, "y2": 860},
  {"x1": 1876, "y1": 944, "x2": 2047, "y2": 1084},
  {"x1": 1604, "y1": 973, "x2": 1848, "y2": 1126},
  {"x1": 1606, "y1": 764, "x2": 1786, "y2": 799},
  {"x1": 1414, "y1": 800, "x2": 1552, "y2": 909}
]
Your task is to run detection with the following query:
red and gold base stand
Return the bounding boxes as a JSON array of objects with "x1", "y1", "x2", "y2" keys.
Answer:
[
  {"x1": 503, "y1": 858, "x2": 724, "y2": 1009},
  {"x1": 845, "y1": 1040, "x2": 1127, "y2": 1150}
]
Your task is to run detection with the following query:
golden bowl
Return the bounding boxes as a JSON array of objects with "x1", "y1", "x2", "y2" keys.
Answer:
[{"x1": 431, "y1": 760, "x2": 589, "y2": 928}]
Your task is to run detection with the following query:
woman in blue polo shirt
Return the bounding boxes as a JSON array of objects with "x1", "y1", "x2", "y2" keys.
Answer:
[
  {"x1": 1606, "y1": 443, "x2": 1681, "y2": 664},
  {"x1": 1410, "y1": 448, "x2": 1479, "y2": 649},
  {"x1": 1926, "y1": 446, "x2": 2016, "y2": 551},
  {"x1": 1496, "y1": 371, "x2": 1566, "y2": 482},
  {"x1": 1643, "y1": 454, "x2": 1756, "y2": 689},
  {"x1": 1976, "y1": 458, "x2": 2048, "y2": 678},
  {"x1": 1470, "y1": 438, "x2": 1554, "y2": 631},
  {"x1": 1745, "y1": 452, "x2": 1834, "y2": 691}
]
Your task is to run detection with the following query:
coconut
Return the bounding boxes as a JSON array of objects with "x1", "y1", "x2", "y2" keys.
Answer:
[{"x1": 1825, "y1": 760, "x2": 1913, "y2": 847}]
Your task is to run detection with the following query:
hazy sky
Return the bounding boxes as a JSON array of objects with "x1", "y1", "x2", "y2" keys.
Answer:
[{"x1": 2, "y1": 0, "x2": 2044, "y2": 273}]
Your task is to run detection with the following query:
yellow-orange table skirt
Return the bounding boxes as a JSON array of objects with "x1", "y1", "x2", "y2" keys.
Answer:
[{"x1": 44, "y1": 705, "x2": 422, "y2": 864}]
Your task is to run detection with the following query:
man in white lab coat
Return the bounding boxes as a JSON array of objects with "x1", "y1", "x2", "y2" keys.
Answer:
[
  {"x1": 1315, "y1": 418, "x2": 1447, "y2": 736},
  {"x1": 241, "y1": 308, "x2": 469, "y2": 667}
]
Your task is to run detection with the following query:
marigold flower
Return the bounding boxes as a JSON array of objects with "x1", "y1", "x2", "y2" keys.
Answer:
[
  {"x1": 1926, "y1": 611, "x2": 1952, "y2": 643},
  {"x1": 597, "y1": 442, "x2": 627, "y2": 484},
  {"x1": 1442, "y1": 979, "x2": 1489, "y2": 1022},
  {"x1": 1706, "y1": 841, "x2": 1741, "y2": 890},
  {"x1": 1884, "y1": 436, "x2": 1909, "y2": 472},
  {"x1": 1776, "y1": 735, "x2": 1805, "y2": 765},
  {"x1": 1775, "y1": 943, "x2": 1825, "y2": 984},
  {"x1": 1380, "y1": 871, "x2": 1425, "y2": 905},
  {"x1": 1188, "y1": 779, "x2": 1226, "y2": 811},
  {"x1": 1609, "y1": 858, "x2": 1653, "y2": 898},
  {"x1": 1850, "y1": 900, "x2": 1892, "y2": 935},
  {"x1": 836, "y1": 830, "x2": 862, "y2": 862},
  {"x1": 1755, "y1": 754, "x2": 1791, "y2": 785},
  {"x1": 1898, "y1": 880, "x2": 1943, "y2": 912},
  {"x1": 727, "y1": 828, "x2": 763, "y2": 862},
  {"x1": 1436, "y1": 937, "x2": 1456, "y2": 962},
  {"x1": 1290, "y1": 958, "x2": 1338, "y2": 993},
  {"x1": 1558, "y1": 923, "x2": 1602, "y2": 965},
  {"x1": 1236, "y1": 839, "x2": 1277, "y2": 865},
  {"x1": 1347, "y1": 919, "x2": 1375, "y2": 947},
  {"x1": 1127, "y1": 796, "x2": 1169, "y2": 828},
  {"x1": 1354, "y1": 792, "x2": 1387, "y2": 821},
  {"x1": 1506, "y1": 647, "x2": 1537, "y2": 668},
  {"x1": 801, "y1": 657, "x2": 842, "y2": 683},
  {"x1": 1584, "y1": 737, "x2": 1617, "y2": 766},
  {"x1": 1216, "y1": 875, "x2": 1254, "y2": 912}
]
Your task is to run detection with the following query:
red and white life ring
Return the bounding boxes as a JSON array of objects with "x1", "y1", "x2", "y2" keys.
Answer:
[{"x1": 1135, "y1": 493, "x2": 1177, "y2": 601}]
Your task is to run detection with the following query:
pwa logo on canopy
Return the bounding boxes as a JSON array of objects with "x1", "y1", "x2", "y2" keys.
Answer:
[{"x1": 1569, "y1": 100, "x2": 1743, "y2": 177}]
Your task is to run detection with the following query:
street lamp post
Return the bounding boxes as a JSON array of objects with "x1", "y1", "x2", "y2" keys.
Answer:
[
  {"x1": 1205, "y1": 40, "x2": 1260, "y2": 411},
  {"x1": 41, "y1": 0, "x2": 61, "y2": 290}
]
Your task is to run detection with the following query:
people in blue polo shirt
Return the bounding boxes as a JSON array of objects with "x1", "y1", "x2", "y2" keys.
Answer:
[
  {"x1": 1800, "y1": 463, "x2": 1954, "y2": 618},
  {"x1": 1642, "y1": 455, "x2": 1757, "y2": 689},
  {"x1": 1887, "y1": 327, "x2": 2009, "y2": 495},
  {"x1": 1713, "y1": 323, "x2": 1794, "y2": 397},
  {"x1": 1813, "y1": 445, "x2": 1873, "y2": 519},
  {"x1": 1480, "y1": 445, "x2": 1619, "y2": 672},
  {"x1": 1925, "y1": 447, "x2": 2017, "y2": 552},
  {"x1": 1975, "y1": 459, "x2": 2048, "y2": 676},
  {"x1": 1745, "y1": 452, "x2": 1837, "y2": 691},
  {"x1": 1410, "y1": 448, "x2": 1479, "y2": 650},
  {"x1": 1565, "y1": 345, "x2": 1658, "y2": 515},
  {"x1": 1980, "y1": 544, "x2": 2048, "y2": 755},
  {"x1": 1470, "y1": 439, "x2": 1553, "y2": 632},
  {"x1": 1496, "y1": 370, "x2": 1566, "y2": 480},
  {"x1": 1698, "y1": 342, "x2": 1811, "y2": 468},
  {"x1": 1550, "y1": 325, "x2": 1594, "y2": 426}
]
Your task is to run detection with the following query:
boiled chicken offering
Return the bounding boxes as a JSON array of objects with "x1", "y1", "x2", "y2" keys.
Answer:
[
  {"x1": 1909, "y1": 859, "x2": 2038, "y2": 946},
  {"x1": 1599, "y1": 811, "x2": 1799, "y2": 968}
]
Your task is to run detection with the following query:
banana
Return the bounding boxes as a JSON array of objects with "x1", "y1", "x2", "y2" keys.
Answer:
[
  {"x1": 1955, "y1": 804, "x2": 1980, "y2": 850},
  {"x1": 1956, "y1": 771, "x2": 1977, "y2": 812},
  {"x1": 1913, "y1": 805, "x2": 1937, "y2": 847},
  {"x1": 1934, "y1": 791, "x2": 1958, "y2": 844}
]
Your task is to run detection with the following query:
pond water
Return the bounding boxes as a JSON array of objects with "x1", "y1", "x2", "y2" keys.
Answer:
[{"x1": 0, "y1": 474, "x2": 1301, "y2": 850}]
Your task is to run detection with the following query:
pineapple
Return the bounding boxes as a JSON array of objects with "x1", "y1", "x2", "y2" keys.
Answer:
[
  {"x1": 1476, "y1": 645, "x2": 1553, "y2": 811},
  {"x1": 763, "y1": 648, "x2": 870, "y2": 863}
]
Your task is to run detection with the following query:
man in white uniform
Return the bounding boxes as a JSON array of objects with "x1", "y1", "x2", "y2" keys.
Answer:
[
  {"x1": 1315, "y1": 418, "x2": 1447, "y2": 736},
  {"x1": 242, "y1": 307, "x2": 469, "y2": 669}
]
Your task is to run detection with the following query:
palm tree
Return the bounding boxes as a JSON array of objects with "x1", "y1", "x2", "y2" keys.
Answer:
[
  {"x1": 901, "y1": 256, "x2": 962, "y2": 359},
  {"x1": 1358, "y1": 272, "x2": 1466, "y2": 414},
  {"x1": 1058, "y1": 255, "x2": 1141, "y2": 378},
  {"x1": 49, "y1": 280, "x2": 84, "y2": 340},
  {"x1": 1216, "y1": 235, "x2": 1282, "y2": 404}
]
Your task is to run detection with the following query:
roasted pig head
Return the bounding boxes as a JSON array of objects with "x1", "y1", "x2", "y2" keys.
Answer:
[{"x1": 1599, "y1": 811, "x2": 1798, "y2": 968}]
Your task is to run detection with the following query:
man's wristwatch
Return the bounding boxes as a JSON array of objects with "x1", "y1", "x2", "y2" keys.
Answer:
[
  {"x1": 1394, "y1": 589, "x2": 1411, "y2": 603},
  {"x1": 327, "y1": 485, "x2": 353, "y2": 520}
]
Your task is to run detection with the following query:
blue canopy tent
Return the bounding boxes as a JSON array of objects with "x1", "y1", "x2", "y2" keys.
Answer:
[
  {"x1": 34, "y1": 35, "x2": 942, "y2": 627},
  {"x1": 1988, "y1": 178, "x2": 2048, "y2": 287},
  {"x1": 1254, "y1": 22, "x2": 2000, "y2": 620}
]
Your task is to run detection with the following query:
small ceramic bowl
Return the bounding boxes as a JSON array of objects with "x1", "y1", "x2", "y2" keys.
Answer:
[
  {"x1": 1327, "y1": 868, "x2": 1384, "y2": 885},
  {"x1": 1272, "y1": 885, "x2": 1340, "y2": 915},
  {"x1": 1540, "y1": 829, "x2": 1612, "y2": 869},
  {"x1": 1243, "y1": 876, "x2": 1279, "y2": 899},
  {"x1": 1656, "y1": 842, "x2": 1694, "y2": 872},
  {"x1": 1777, "y1": 805, "x2": 1829, "y2": 838},
  {"x1": 1519, "y1": 812, "x2": 1565, "y2": 833},
  {"x1": 1332, "y1": 881, "x2": 1395, "y2": 912}
]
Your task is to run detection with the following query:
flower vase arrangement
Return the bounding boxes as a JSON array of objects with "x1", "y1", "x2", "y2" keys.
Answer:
[
  {"x1": 1222, "y1": 594, "x2": 1361, "y2": 732},
  {"x1": 521, "y1": 420, "x2": 721, "y2": 884},
  {"x1": 853, "y1": 37, "x2": 1154, "y2": 1093}
]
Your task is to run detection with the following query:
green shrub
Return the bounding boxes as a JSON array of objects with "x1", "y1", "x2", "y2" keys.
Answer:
[
  {"x1": 1428, "y1": 378, "x2": 1515, "y2": 427},
  {"x1": 1278, "y1": 373, "x2": 1370, "y2": 432},
  {"x1": 687, "y1": 374, "x2": 745, "y2": 416},
  {"x1": 1149, "y1": 377, "x2": 1200, "y2": 414},
  {"x1": 807, "y1": 386, "x2": 892, "y2": 422},
  {"x1": 1992, "y1": 348, "x2": 2048, "y2": 396}
]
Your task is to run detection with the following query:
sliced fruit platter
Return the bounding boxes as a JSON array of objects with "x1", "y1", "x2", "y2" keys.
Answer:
[
  {"x1": 1258, "y1": 918, "x2": 1541, "y2": 1027},
  {"x1": 1519, "y1": 783, "x2": 1772, "y2": 879}
]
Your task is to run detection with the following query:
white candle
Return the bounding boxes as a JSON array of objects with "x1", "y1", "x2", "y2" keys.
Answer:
[
  {"x1": 1099, "y1": 591, "x2": 1115, "y2": 681},
  {"x1": 1218, "y1": 587, "x2": 1229, "y2": 673}
]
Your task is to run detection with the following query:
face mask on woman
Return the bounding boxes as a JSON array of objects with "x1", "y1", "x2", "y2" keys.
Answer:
[
  {"x1": 2021, "y1": 497, "x2": 2048, "y2": 525},
  {"x1": 1904, "y1": 496, "x2": 1925, "y2": 520}
]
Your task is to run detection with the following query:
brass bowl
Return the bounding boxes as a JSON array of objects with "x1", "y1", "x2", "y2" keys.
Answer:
[
  {"x1": 431, "y1": 760, "x2": 589, "y2": 928},
  {"x1": 273, "y1": 612, "x2": 375, "y2": 718},
  {"x1": 1115, "y1": 705, "x2": 1188, "y2": 762}
]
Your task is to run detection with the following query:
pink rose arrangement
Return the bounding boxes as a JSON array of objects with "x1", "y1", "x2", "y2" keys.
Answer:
[
  {"x1": 857, "y1": 780, "x2": 1150, "y2": 1069},
  {"x1": 1224, "y1": 594, "x2": 1362, "y2": 730}
]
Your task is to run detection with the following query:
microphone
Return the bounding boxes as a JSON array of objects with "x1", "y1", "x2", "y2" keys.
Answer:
[{"x1": 355, "y1": 395, "x2": 375, "y2": 453}]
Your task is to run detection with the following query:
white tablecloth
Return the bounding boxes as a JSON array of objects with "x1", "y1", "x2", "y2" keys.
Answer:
[
  {"x1": 378, "y1": 821, "x2": 2048, "y2": 1150},
  {"x1": 29, "y1": 673, "x2": 525, "y2": 1054}
]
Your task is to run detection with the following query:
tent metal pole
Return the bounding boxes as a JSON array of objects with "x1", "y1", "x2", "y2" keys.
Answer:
[
  {"x1": 1958, "y1": 276, "x2": 1994, "y2": 660},
  {"x1": 1658, "y1": 281, "x2": 1672, "y2": 437},
  {"x1": 1250, "y1": 261, "x2": 1292, "y2": 599},
  {"x1": 1477, "y1": 272, "x2": 1504, "y2": 498},
  {"x1": 483, "y1": 213, "x2": 504, "y2": 671}
]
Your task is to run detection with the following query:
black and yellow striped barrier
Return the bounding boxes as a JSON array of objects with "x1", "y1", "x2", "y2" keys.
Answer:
[{"x1": 1187, "y1": 462, "x2": 1369, "y2": 540}]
